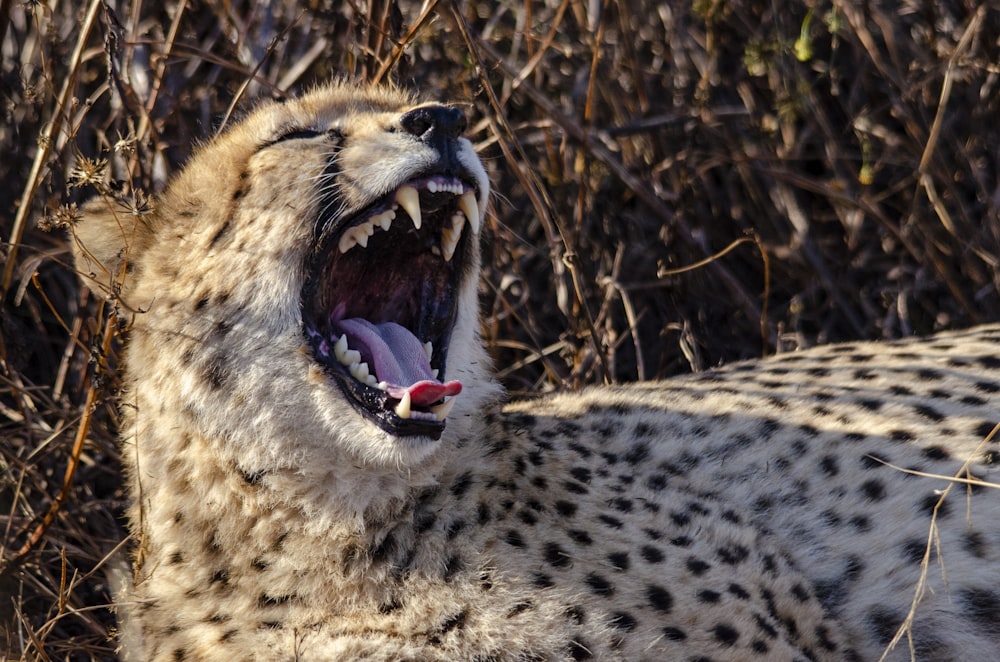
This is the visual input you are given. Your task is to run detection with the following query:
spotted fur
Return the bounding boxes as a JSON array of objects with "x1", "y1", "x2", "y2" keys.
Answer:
[{"x1": 72, "y1": 82, "x2": 1000, "y2": 661}]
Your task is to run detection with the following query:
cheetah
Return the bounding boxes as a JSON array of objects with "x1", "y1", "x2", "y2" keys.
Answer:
[{"x1": 71, "y1": 82, "x2": 1000, "y2": 661}]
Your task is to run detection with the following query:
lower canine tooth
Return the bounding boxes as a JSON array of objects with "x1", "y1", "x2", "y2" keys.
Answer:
[
  {"x1": 395, "y1": 392, "x2": 412, "y2": 419},
  {"x1": 459, "y1": 191, "x2": 480, "y2": 234},
  {"x1": 432, "y1": 397, "x2": 456, "y2": 421},
  {"x1": 396, "y1": 185, "x2": 422, "y2": 230}
]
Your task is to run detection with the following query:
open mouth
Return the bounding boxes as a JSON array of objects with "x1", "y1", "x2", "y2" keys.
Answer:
[{"x1": 303, "y1": 175, "x2": 482, "y2": 439}]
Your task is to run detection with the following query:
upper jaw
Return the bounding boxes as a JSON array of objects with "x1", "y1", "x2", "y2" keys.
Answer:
[{"x1": 302, "y1": 168, "x2": 486, "y2": 441}]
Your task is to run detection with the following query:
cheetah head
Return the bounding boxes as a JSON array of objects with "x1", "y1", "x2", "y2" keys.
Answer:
[{"x1": 71, "y1": 83, "x2": 497, "y2": 471}]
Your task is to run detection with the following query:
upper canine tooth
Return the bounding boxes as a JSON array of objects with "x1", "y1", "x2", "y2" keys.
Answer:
[
  {"x1": 459, "y1": 191, "x2": 480, "y2": 235},
  {"x1": 396, "y1": 185, "x2": 421, "y2": 230}
]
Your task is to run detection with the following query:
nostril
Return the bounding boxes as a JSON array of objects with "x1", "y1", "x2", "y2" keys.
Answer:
[{"x1": 400, "y1": 105, "x2": 467, "y2": 141}]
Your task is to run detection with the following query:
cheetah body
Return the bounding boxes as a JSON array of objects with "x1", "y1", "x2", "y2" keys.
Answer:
[{"x1": 72, "y1": 83, "x2": 1000, "y2": 661}]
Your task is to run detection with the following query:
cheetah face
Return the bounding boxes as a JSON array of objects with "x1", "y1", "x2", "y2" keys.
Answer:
[{"x1": 301, "y1": 104, "x2": 489, "y2": 440}]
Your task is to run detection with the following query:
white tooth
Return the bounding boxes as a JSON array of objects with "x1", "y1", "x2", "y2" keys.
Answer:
[
  {"x1": 376, "y1": 211, "x2": 394, "y2": 230},
  {"x1": 350, "y1": 361, "x2": 370, "y2": 381},
  {"x1": 364, "y1": 222, "x2": 376, "y2": 236},
  {"x1": 338, "y1": 233, "x2": 357, "y2": 253},
  {"x1": 354, "y1": 231, "x2": 369, "y2": 248},
  {"x1": 459, "y1": 191, "x2": 480, "y2": 234},
  {"x1": 342, "y1": 349, "x2": 361, "y2": 365},
  {"x1": 365, "y1": 375, "x2": 378, "y2": 387},
  {"x1": 431, "y1": 397, "x2": 456, "y2": 421},
  {"x1": 377, "y1": 381, "x2": 389, "y2": 391},
  {"x1": 428, "y1": 180, "x2": 438, "y2": 193},
  {"x1": 396, "y1": 185, "x2": 421, "y2": 229},
  {"x1": 334, "y1": 335, "x2": 349, "y2": 361},
  {"x1": 423, "y1": 341, "x2": 433, "y2": 362},
  {"x1": 451, "y1": 212, "x2": 466, "y2": 233},
  {"x1": 431, "y1": 369, "x2": 439, "y2": 379},
  {"x1": 441, "y1": 223, "x2": 460, "y2": 262},
  {"x1": 395, "y1": 392, "x2": 411, "y2": 419},
  {"x1": 431, "y1": 246, "x2": 441, "y2": 256}
]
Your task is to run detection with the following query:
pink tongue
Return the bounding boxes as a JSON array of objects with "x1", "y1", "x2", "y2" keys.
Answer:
[{"x1": 336, "y1": 319, "x2": 462, "y2": 407}]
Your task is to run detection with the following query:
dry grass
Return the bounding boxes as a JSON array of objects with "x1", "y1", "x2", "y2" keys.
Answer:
[{"x1": 1, "y1": 1, "x2": 998, "y2": 659}]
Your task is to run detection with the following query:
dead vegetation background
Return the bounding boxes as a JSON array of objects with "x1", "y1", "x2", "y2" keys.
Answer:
[{"x1": 1, "y1": 0, "x2": 998, "y2": 658}]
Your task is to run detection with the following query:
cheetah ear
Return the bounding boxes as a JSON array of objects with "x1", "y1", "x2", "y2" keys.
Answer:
[{"x1": 70, "y1": 196, "x2": 157, "y2": 299}]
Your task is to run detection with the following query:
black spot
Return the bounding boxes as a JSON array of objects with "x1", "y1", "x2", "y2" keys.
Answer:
[
  {"x1": 975, "y1": 420, "x2": 999, "y2": 438},
  {"x1": 716, "y1": 544, "x2": 749, "y2": 565},
  {"x1": 533, "y1": 573, "x2": 554, "y2": 588},
  {"x1": 568, "y1": 529, "x2": 593, "y2": 545},
  {"x1": 173, "y1": 649, "x2": 187, "y2": 661},
  {"x1": 849, "y1": 514, "x2": 871, "y2": 532},
  {"x1": 203, "y1": 355, "x2": 229, "y2": 390},
  {"x1": 728, "y1": 583, "x2": 750, "y2": 600},
  {"x1": 608, "y1": 551, "x2": 630, "y2": 571},
  {"x1": 975, "y1": 380, "x2": 1000, "y2": 394},
  {"x1": 890, "y1": 385, "x2": 913, "y2": 396},
  {"x1": 889, "y1": 429, "x2": 916, "y2": 442},
  {"x1": 670, "y1": 535, "x2": 693, "y2": 547},
  {"x1": 670, "y1": 511, "x2": 691, "y2": 526},
  {"x1": 506, "y1": 601, "x2": 534, "y2": 618},
  {"x1": 568, "y1": 640, "x2": 592, "y2": 660},
  {"x1": 641, "y1": 545, "x2": 665, "y2": 563},
  {"x1": 867, "y1": 606, "x2": 900, "y2": 643},
  {"x1": 922, "y1": 445, "x2": 950, "y2": 461},
  {"x1": 918, "y1": 493, "x2": 949, "y2": 518},
  {"x1": 859, "y1": 478, "x2": 886, "y2": 500},
  {"x1": 502, "y1": 529, "x2": 527, "y2": 549},
  {"x1": 754, "y1": 613, "x2": 778, "y2": 639},
  {"x1": 257, "y1": 593, "x2": 293, "y2": 608},
  {"x1": 443, "y1": 555, "x2": 463, "y2": 581},
  {"x1": 858, "y1": 398, "x2": 883, "y2": 411},
  {"x1": 568, "y1": 442, "x2": 593, "y2": 458},
  {"x1": 378, "y1": 599, "x2": 403, "y2": 614},
  {"x1": 565, "y1": 604, "x2": 586, "y2": 624},
  {"x1": 169, "y1": 551, "x2": 184, "y2": 565},
  {"x1": 964, "y1": 530, "x2": 988, "y2": 559},
  {"x1": 662, "y1": 626, "x2": 687, "y2": 641},
  {"x1": 819, "y1": 455, "x2": 839, "y2": 476},
  {"x1": 610, "y1": 611, "x2": 637, "y2": 631},
  {"x1": 210, "y1": 568, "x2": 230, "y2": 587},
  {"x1": 241, "y1": 469, "x2": 265, "y2": 486},
  {"x1": 960, "y1": 588, "x2": 1000, "y2": 626},
  {"x1": 712, "y1": 623, "x2": 739, "y2": 646},
  {"x1": 531, "y1": 475, "x2": 548, "y2": 489},
  {"x1": 697, "y1": 589, "x2": 721, "y2": 604},
  {"x1": 450, "y1": 472, "x2": 473, "y2": 497},
  {"x1": 544, "y1": 542, "x2": 571, "y2": 568},
  {"x1": 415, "y1": 511, "x2": 437, "y2": 533},
  {"x1": 208, "y1": 219, "x2": 232, "y2": 248},
  {"x1": 913, "y1": 404, "x2": 944, "y2": 422},
  {"x1": 647, "y1": 585, "x2": 673, "y2": 612},
  {"x1": 646, "y1": 473, "x2": 668, "y2": 491},
  {"x1": 517, "y1": 509, "x2": 538, "y2": 526},
  {"x1": 477, "y1": 502, "x2": 492, "y2": 525},
  {"x1": 791, "y1": 583, "x2": 811, "y2": 603},
  {"x1": 751, "y1": 639, "x2": 769, "y2": 653},
  {"x1": 597, "y1": 514, "x2": 623, "y2": 529},
  {"x1": 585, "y1": 572, "x2": 613, "y2": 596},
  {"x1": 608, "y1": 497, "x2": 633, "y2": 512},
  {"x1": 439, "y1": 608, "x2": 469, "y2": 633},
  {"x1": 555, "y1": 500, "x2": 578, "y2": 517},
  {"x1": 900, "y1": 539, "x2": 927, "y2": 563},
  {"x1": 961, "y1": 394, "x2": 987, "y2": 406},
  {"x1": 564, "y1": 481, "x2": 589, "y2": 495},
  {"x1": 686, "y1": 557, "x2": 711, "y2": 576},
  {"x1": 446, "y1": 519, "x2": 466, "y2": 539},
  {"x1": 624, "y1": 442, "x2": 651, "y2": 465},
  {"x1": 978, "y1": 355, "x2": 1000, "y2": 370}
]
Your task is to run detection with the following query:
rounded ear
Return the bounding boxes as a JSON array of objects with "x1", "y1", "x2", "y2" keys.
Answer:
[{"x1": 70, "y1": 196, "x2": 156, "y2": 299}]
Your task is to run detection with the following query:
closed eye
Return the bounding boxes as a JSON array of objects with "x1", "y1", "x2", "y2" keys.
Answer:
[{"x1": 271, "y1": 128, "x2": 324, "y2": 144}]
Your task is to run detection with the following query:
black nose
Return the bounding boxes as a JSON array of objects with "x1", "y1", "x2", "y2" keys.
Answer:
[{"x1": 400, "y1": 105, "x2": 467, "y2": 142}]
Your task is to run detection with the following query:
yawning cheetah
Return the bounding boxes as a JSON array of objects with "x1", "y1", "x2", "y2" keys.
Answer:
[{"x1": 71, "y1": 82, "x2": 1000, "y2": 661}]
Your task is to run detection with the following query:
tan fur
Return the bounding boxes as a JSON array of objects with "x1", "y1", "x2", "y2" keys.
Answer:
[{"x1": 73, "y1": 82, "x2": 1000, "y2": 661}]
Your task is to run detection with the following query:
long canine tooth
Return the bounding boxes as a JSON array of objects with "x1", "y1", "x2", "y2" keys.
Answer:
[
  {"x1": 431, "y1": 397, "x2": 457, "y2": 421},
  {"x1": 441, "y1": 214, "x2": 463, "y2": 261},
  {"x1": 423, "y1": 341, "x2": 433, "y2": 362},
  {"x1": 459, "y1": 191, "x2": 480, "y2": 234},
  {"x1": 395, "y1": 392, "x2": 412, "y2": 419},
  {"x1": 396, "y1": 185, "x2": 421, "y2": 230}
]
